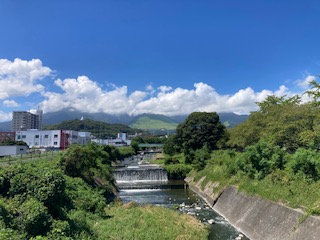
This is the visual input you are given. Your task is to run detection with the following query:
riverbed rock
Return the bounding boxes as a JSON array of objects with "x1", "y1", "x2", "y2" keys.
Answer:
[{"x1": 207, "y1": 219, "x2": 215, "y2": 224}]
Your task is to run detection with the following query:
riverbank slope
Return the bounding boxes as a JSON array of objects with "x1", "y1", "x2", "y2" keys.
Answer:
[{"x1": 186, "y1": 176, "x2": 320, "y2": 240}]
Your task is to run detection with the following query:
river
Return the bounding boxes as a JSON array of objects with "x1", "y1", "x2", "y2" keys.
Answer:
[{"x1": 115, "y1": 163, "x2": 248, "y2": 240}]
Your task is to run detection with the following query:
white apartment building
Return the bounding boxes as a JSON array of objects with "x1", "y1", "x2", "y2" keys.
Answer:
[{"x1": 15, "y1": 130, "x2": 90, "y2": 149}]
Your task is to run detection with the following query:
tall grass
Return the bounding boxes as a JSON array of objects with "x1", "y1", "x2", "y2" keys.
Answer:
[
  {"x1": 91, "y1": 202, "x2": 209, "y2": 240},
  {"x1": 192, "y1": 150, "x2": 320, "y2": 215}
]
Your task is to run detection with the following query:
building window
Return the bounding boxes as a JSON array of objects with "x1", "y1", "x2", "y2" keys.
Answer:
[
  {"x1": 22, "y1": 135, "x2": 26, "y2": 139},
  {"x1": 44, "y1": 135, "x2": 49, "y2": 138},
  {"x1": 17, "y1": 135, "x2": 21, "y2": 139},
  {"x1": 54, "y1": 135, "x2": 58, "y2": 138},
  {"x1": 35, "y1": 135, "x2": 39, "y2": 138},
  {"x1": 54, "y1": 142, "x2": 58, "y2": 145}
]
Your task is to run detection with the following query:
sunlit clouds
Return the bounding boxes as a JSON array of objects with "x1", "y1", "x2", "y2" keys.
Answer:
[{"x1": 0, "y1": 58, "x2": 316, "y2": 122}]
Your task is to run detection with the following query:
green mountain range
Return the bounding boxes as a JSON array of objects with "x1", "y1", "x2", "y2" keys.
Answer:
[
  {"x1": 43, "y1": 119, "x2": 142, "y2": 138},
  {"x1": 0, "y1": 110, "x2": 248, "y2": 132}
]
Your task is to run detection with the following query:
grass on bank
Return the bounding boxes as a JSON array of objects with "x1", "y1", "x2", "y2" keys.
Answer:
[
  {"x1": 92, "y1": 202, "x2": 209, "y2": 240},
  {"x1": 190, "y1": 150, "x2": 320, "y2": 215}
]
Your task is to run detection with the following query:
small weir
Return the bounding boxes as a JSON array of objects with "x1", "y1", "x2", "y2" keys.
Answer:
[
  {"x1": 114, "y1": 165, "x2": 168, "y2": 182},
  {"x1": 114, "y1": 162, "x2": 248, "y2": 240}
]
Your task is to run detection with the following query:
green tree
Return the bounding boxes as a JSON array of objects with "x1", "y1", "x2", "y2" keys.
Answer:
[
  {"x1": 175, "y1": 112, "x2": 227, "y2": 152},
  {"x1": 305, "y1": 78, "x2": 320, "y2": 106},
  {"x1": 59, "y1": 144, "x2": 99, "y2": 184},
  {"x1": 228, "y1": 95, "x2": 320, "y2": 152},
  {"x1": 130, "y1": 136, "x2": 144, "y2": 153},
  {"x1": 163, "y1": 135, "x2": 179, "y2": 156},
  {"x1": 236, "y1": 141, "x2": 287, "y2": 179}
]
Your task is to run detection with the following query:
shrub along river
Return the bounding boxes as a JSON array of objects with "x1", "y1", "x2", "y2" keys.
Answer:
[{"x1": 114, "y1": 162, "x2": 248, "y2": 240}]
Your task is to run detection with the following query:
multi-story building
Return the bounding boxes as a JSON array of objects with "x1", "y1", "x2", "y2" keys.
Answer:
[
  {"x1": 0, "y1": 132, "x2": 16, "y2": 143},
  {"x1": 12, "y1": 109, "x2": 43, "y2": 131},
  {"x1": 15, "y1": 130, "x2": 85, "y2": 150}
]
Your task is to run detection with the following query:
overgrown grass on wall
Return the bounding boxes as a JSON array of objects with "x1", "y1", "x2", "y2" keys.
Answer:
[{"x1": 191, "y1": 149, "x2": 320, "y2": 215}]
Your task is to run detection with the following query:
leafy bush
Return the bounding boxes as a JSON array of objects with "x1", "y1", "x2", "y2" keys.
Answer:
[
  {"x1": 288, "y1": 148, "x2": 320, "y2": 181},
  {"x1": 65, "y1": 176, "x2": 107, "y2": 214},
  {"x1": 236, "y1": 141, "x2": 287, "y2": 179},
  {"x1": 117, "y1": 146, "x2": 135, "y2": 159},
  {"x1": 192, "y1": 145, "x2": 211, "y2": 171},
  {"x1": 164, "y1": 164, "x2": 193, "y2": 180},
  {"x1": 59, "y1": 143, "x2": 115, "y2": 187},
  {"x1": 164, "y1": 157, "x2": 180, "y2": 165},
  {"x1": 10, "y1": 197, "x2": 52, "y2": 237}
]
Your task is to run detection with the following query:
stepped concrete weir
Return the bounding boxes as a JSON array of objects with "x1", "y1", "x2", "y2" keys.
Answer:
[{"x1": 114, "y1": 165, "x2": 168, "y2": 183}]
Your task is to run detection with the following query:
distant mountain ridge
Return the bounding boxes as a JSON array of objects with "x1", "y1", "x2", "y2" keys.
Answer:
[
  {"x1": 43, "y1": 119, "x2": 140, "y2": 138},
  {"x1": 0, "y1": 110, "x2": 248, "y2": 131}
]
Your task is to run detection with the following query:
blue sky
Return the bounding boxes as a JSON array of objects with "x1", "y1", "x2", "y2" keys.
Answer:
[{"x1": 0, "y1": 0, "x2": 319, "y2": 121}]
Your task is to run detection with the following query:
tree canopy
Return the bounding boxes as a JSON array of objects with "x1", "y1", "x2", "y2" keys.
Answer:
[
  {"x1": 228, "y1": 95, "x2": 320, "y2": 152},
  {"x1": 163, "y1": 112, "x2": 227, "y2": 168},
  {"x1": 174, "y1": 112, "x2": 227, "y2": 152}
]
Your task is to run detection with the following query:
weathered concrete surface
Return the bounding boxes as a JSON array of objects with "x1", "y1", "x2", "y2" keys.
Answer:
[
  {"x1": 186, "y1": 176, "x2": 320, "y2": 240},
  {"x1": 185, "y1": 176, "x2": 220, "y2": 206}
]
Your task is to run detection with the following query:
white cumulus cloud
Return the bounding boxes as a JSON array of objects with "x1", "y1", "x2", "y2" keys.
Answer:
[
  {"x1": 0, "y1": 58, "x2": 52, "y2": 99},
  {"x1": 295, "y1": 75, "x2": 316, "y2": 89},
  {"x1": 0, "y1": 111, "x2": 12, "y2": 122},
  {"x1": 1, "y1": 58, "x2": 317, "y2": 121},
  {"x1": 3, "y1": 100, "x2": 19, "y2": 107},
  {"x1": 39, "y1": 78, "x2": 296, "y2": 116},
  {"x1": 41, "y1": 76, "x2": 147, "y2": 114}
]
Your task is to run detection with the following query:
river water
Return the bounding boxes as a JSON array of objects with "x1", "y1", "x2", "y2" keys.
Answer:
[{"x1": 116, "y1": 178, "x2": 248, "y2": 240}]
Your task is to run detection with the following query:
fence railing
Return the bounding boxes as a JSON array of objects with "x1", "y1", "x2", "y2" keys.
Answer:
[{"x1": 0, "y1": 151, "x2": 60, "y2": 165}]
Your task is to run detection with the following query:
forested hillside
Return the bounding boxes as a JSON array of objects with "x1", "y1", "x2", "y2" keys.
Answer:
[{"x1": 43, "y1": 119, "x2": 142, "y2": 138}]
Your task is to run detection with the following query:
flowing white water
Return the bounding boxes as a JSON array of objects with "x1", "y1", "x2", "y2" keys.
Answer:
[{"x1": 114, "y1": 165, "x2": 168, "y2": 183}]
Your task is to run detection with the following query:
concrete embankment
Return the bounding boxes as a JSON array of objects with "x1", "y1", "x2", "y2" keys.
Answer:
[{"x1": 185, "y1": 176, "x2": 320, "y2": 240}]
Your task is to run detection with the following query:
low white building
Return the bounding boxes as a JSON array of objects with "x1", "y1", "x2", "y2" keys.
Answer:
[
  {"x1": 78, "y1": 132, "x2": 92, "y2": 145},
  {"x1": 15, "y1": 130, "x2": 89, "y2": 150},
  {"x1": 92, "y1": 132, "x2": 131, "y2": 146},
  {"x1": 0, "y1": 145, "x2": 28, "y2": 157}
]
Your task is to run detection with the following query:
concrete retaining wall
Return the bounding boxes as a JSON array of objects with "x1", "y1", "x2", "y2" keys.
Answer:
[{"x1": 186, "y1": 176, "x2": 320, "y2": 240}]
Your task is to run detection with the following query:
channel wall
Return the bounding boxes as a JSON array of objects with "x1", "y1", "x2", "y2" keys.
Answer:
[{"x1": 185, "y1": 176, "x2": 320, "y2": 240}]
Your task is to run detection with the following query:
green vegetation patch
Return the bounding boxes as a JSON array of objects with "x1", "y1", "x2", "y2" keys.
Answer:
[
  {"x1": 130, "y1": 116, "x2": 178, "y2": 130},
  {"x1": 191, "y1": 148, "x2": 320, "y2": 215},
  {"x1": 93, "y1": 202, "x2": 208, "y2": 240}
]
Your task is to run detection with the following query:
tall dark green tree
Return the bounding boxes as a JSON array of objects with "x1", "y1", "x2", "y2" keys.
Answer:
[{"x1": 174, "y1": 112, "x2": 227, "y2": 152}]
